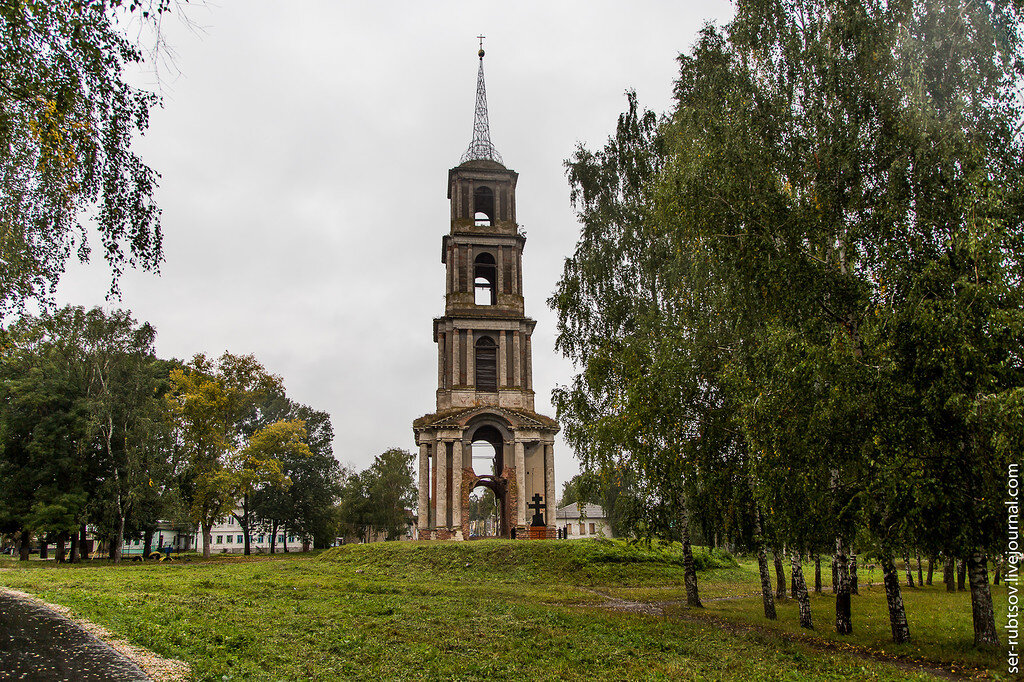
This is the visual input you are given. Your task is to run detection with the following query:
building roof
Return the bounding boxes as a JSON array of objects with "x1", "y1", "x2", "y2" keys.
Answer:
[{"x1": 555, "y1": 503, "x2": 607, "y2": 520}]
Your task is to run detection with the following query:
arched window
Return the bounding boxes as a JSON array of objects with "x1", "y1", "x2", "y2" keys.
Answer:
[
  {"x1": 474, "y1": 252, "x2": 497, "y2": 305},
  {"x1": 475, "y1": 336, "x2": 498, "y2": 391},
  {"x1": 474, "y1": 186, "x2": 494, "y2": 226}
]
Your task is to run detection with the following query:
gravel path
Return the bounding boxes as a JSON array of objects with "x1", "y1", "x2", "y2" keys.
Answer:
[{"x1": 0, "y1": 588, "x2": 188, "y2": 682}]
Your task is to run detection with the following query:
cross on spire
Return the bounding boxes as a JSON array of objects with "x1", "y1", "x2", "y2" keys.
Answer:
[{"x1": 460, "y1": 39, "x2": 504, "y2": 166}]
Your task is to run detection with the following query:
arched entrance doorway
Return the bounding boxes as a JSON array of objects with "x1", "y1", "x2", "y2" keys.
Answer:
[{"x1": 466, "y1": 424, "x2": 511, "y2": 539}]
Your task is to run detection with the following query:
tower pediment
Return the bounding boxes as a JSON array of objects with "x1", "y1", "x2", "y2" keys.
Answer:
[{"x1": 414, "y1": 406, "x2": 559, "y2": 434}]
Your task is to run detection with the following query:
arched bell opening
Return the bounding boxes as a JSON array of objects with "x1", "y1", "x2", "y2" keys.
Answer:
[
  {"x1": 473, "y1": 186, "x2": 494, "y2": 225},
  {"x1": 474, "y1": 253, "x2": 497, "y2": 306}
]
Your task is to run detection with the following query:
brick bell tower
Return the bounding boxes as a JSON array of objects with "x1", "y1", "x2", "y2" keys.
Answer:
[{"x1": 413, "y1": 42, "x2": 558, "y2": 541}]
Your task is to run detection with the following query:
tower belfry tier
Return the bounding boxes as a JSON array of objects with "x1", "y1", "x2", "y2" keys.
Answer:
[{"x1": 413, "y1": 46, "x2": 558, "y2": 541}]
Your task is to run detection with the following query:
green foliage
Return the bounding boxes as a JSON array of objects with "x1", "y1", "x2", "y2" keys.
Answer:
[
  {"x1": 165, "y1": 352, "x2": 285, "y2": 557},
  {"x1": 0, "y1": 306, "x2": 169, "y2": 560},
  {"x1": 0, "y1": 0, "x2": 176, "y2": 312},
  {"x1": 465, "y1": 486, "x2": 497, "y2": 524},
  {"x1": 337, "y1": 448, "x2": 415, "y2": 542},
  {"x1": 238, "y1": 390, "x2": 341, "y2": 549},
  {"x1": 552, "y1": 0, "x2": 1022, "y2": 643},
  {"x1": 559, "y1": 469, "x2": 634, "y2": 538}
]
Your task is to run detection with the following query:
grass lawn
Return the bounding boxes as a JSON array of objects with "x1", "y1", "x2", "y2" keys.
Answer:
[
  {"x1": 677, "y1": 559, "x2": 1011, "y2": 678},
  {"x1": 0, "y1": 540, "x2": 1010, "y2": 681}
]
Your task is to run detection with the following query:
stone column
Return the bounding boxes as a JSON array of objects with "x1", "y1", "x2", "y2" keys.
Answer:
[
  {"x1": 498, "y1": 330, "x2": 507, "y2": 388},
  {"x1": 452, "y1": 440, "x2": 465, "y2": 531},
  {"x1": 418, "y1": 441, "x2": 429, "y2": 530},
  {"x1": 496, "y1": 246, "x2": 504, "y2": 294},
  {"x1": 517, "y1": 250, "x2": 522, "y2": 292},
  {"x1": 544, "y1": 443, "x2": 556, "y2": 528},
  {"x1": 430, "y1": 445, "x2": 437, "y2": 528},
  {"x1": 513, "y1": 331, "x2": 521, "y2": 387},
  {"x1": 437, "y1": 441, "x2": 448, "y2": 529},
  {"x1": 525, "y1": 334, "x2": 533, "y2": 390},
  {"x1": 467, "y1": 330, "x2": 475, "y2": 388},
  {"x1": 515, "y1": 440, "x2": 527, "y2": 527},
  {"x1": 448, "y1": 242, "x2": 454, "y2": 294},
  {"x1": 511, "y1": 248, "x2": 519, "y2": 294},
  {"x1": 437, "y1": 334, "x2": 445, "y2": 389},
  {"x1": 452, "y1": 329, "x2": 460, "y2": 386}
]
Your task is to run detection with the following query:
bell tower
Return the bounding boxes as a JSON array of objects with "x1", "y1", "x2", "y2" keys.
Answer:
[{"x1": 413, "y1": 43, "x2": 558, "y2": 541}]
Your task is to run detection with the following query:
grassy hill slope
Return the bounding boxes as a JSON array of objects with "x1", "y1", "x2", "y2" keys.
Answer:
[{"x1": 317, "y1": 538, "x2": 737, "y2": 586}]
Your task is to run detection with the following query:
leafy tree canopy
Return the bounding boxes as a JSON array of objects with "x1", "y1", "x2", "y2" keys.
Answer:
[{"x1": 0, "y1": 0, "x2": 183, "y2": 312}]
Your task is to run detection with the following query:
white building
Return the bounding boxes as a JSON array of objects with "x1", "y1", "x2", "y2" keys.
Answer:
[
  {"x1": 118, "y1": 514, "x2": 310, "y2": 556},
  {"x1": 197, "y1": 514, "x2": 310, "y2": 553},
  {"x1": 555, "y1": 503, "x2": 614, "y2": 539},
  {"x1": 117, "y1": 521, "x2": 194, "y2": 557}
]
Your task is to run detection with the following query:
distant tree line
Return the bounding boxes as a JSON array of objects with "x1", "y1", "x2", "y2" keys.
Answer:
[
  {"x1": 0, "y1": 305, "x2": 343, "y2": 562},
  {"x1": 335, "y1": 448, "x2": 416, "y2": 543},
  {"x1": 550, "y1": 0, "x2": 1020, "y2": 649}
]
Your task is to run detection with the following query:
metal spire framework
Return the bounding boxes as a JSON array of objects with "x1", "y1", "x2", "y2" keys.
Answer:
[{"x1": 460, "y1": 36, "x2": 503, "y2": 165}]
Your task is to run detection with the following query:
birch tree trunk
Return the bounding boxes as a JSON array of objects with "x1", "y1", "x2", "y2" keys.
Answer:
[
  {"x1": 757, "y1": 546, "x2": 777, "y2": 620},
  {"x1": 850, "y1": 553, "x2": 858, "y2": 595},
  {"x1": 681, "y1": 523, "x2": 702, "y2": 608},
  {"x1": 834, "y1": 537, "x2": 852, "y2": 635},
  {"x1": 814, "y1": 554, "x2": 822, "y2": 594},
  {"x1": 773, "y1": 549, "x2": 787, "y2": 599},
  {"x1": 903, "y1": 549, "x2": 915, "y2": 587},
  {"x1": 880, "y1": 552, "x2": 911, "y2": 643},
  {"x1": 944, "y1": 556, "x2": 955, "y2": 592},
  {"x1": 916, "y1": 550, "x2": 923, "y2": 586},
  {"x1": 993, "y1": 556, "x2": 1001, "y2": 586},
  {"x1": 967, "y1": 554, "x2": 999, "y2": 647},
  {"x1": 927, "y1": 554, "x2": 935, "y2": 585},
  {"x1": 957, "y1": 558, "x2": 967, "y2": 591},
  {"x1": 113, "y1": 512, "x2": 125, "y2": 565},
  {"x1": 791, "y1": 551, "x2": 813, "y2": 629}
]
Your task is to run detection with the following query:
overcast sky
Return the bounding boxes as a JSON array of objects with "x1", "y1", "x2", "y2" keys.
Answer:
[{"x1": 56, "y1": 1, "x2": 736, "y2": 485}]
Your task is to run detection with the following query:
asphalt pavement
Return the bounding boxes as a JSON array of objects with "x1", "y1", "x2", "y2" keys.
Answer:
[{"x1": 0, "y1": 589, "x2": 149, "y2": 681}]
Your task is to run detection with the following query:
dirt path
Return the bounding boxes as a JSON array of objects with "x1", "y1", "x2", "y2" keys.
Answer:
[{"x1": 577, "y1": 587, "x2": 987, "y2": 681}]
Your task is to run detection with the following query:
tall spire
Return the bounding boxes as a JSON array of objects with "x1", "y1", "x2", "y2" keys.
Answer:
[{"x1": 460, "y1": 37, "x2": 503, "y2": 165}]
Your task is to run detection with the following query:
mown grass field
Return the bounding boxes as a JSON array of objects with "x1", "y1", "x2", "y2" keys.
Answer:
[{"x1": 0, "y1": 540, "x2": 1012, "y2": 681}]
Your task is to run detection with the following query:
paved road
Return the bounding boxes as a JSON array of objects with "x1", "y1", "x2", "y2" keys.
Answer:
[{"x1": 0, "y1": 590, "x2": 149, "y2": 681}]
